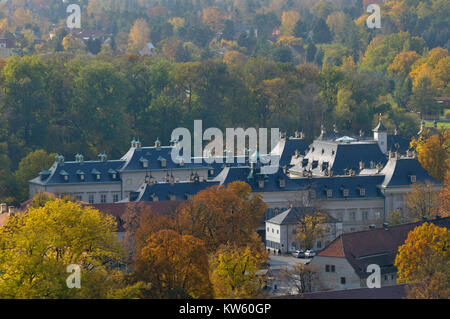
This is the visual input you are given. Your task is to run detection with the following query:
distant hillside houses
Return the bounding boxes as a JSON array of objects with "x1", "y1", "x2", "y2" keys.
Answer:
[
  {"x1": 29, "y1": 119, "x2": 443, "y2": 236},
  {"x1": 0, "y1": 38, "x2": 16, "y2": 58}
]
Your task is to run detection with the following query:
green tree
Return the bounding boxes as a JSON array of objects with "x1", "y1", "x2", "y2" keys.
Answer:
[{"x1": 14, "y1": 150, "x2": 56, "y2": 202}]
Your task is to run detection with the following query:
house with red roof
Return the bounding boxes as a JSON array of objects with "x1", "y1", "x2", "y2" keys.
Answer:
[{"x1": 310, "y1": 216, "x2": 450, "y2": 291}]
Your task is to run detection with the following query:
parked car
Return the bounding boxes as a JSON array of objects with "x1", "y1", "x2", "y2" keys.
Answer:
[
  {"x1": 305, "y1": 249, "x2": 316, "y2": 258},
  {"x1": 291, "y1": 250, "x2": 306, "y2": 258}
]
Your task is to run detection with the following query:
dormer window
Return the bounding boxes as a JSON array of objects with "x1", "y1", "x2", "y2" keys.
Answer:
[
  {"x1": 60, "y1": 170, "x2": 69, "y2": 181},
  {"x1": 278, "y1": 178, "x2": 286, "y2": 188},
  {"x1": 108, "y1": 169, "x2": 117, "y2": 180},
  {"x1": 410, "y1": 175, "x2": 416, "y2": 183},
  {"x1": 150, "y1": 194, "x2": 158, "y2": 202},
  {"x1": 359, "y1": 187, "x2": 366, "y2": 197},
  {"x1": 309, "y1": 190, "x2": 316, "y2": 200},
  {"x1": 302, "y1": 159, "x2": 308, "y2": 167},
  {"x1": 209, "y1": 169, "x2": 214, "y2": 176},
  {"x1": 168, "y1": 194, "x2": 176, "y2": 201},
  {"x1": 91, "y1": 169, "x2": 101, "y2": 180},
  {"x1": 326, "y1": 189, "x2": 333, "y2": 198},
  {"x1": 140, "y1": 157, "x2": 148, "y2": 168},
  {"x1": 158, "y1": 156, "x2": 166, "y2": 168},
  {"x1": 185, "y1": 194, "x2": 193, "y2": 200},
  {"x1": 258, "y1": 180, "x2": 265, "y2": 188},
  {"x1": 342, "y1": 188, "x2": 349, "y2": 197},
  {"x1": 76, "y1": 170, "x2": 85, "y2": 181},
  {"x1": 39, "y1": 170, "x2": 51, "y2": 181}
]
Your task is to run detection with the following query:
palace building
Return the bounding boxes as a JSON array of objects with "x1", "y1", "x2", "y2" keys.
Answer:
[{"x1": 29, "y1": 119, "x2": 442, "y2": 237}]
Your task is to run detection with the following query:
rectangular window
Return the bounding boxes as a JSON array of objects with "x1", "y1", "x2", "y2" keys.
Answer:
[
  {"x1": 88, "y1": 195, "x2": 94, "y2": 204},
  {"x1": 359, "y1": 188, "x2": 366, "y2": 196},
  {"x1": 75, "y1": 195, "x2": 82, "y2": 201},
  {"x1": 100, "y1": 194, "x2": 107, "y2": 203},
  {"x1": 362, "y1": 211, "x2": 369, "y2": 221},
  {"x1": 340, "y1": 277, "x2": 346, "y2": 284},
  {"x1": 350, "y1": 211, "x2": 356, "y2": 221},
  {"x1": 331, "y1": 265, "x2": 335, "y2": 272},
  {"x1": 325, "y1": 265, "x2": 330, "y2": 272},
  {"x1": 113, "y1": 194, "x2": 119, "y2": 202},
  {"x1": 326, "y1": 189, "x2": 333, "y2": 198}
]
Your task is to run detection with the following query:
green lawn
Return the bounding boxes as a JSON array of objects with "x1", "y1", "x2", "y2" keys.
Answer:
[{"x1": 425, "y1": 120, "x2": 450, "y2": 129}]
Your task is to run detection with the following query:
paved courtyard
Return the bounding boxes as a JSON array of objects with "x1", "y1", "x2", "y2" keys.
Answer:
[{"x1": 268, "y1": 253, "x2": 311, "y2": 270}]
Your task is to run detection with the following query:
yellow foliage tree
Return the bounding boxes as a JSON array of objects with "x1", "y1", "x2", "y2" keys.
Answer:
[
  {"x1": 128, "y1": 19, "x2": 150, "y2": 52},
  {"x1": 210, "y1": 243, "x2": 267, "y2": 299},
  {"x1": 281, "y1": 11, "x2": 300, "y2": 36},
  {"x1": 395, "y1": 223, "x2": 449, "y2": 299},
  {"x1": 295, "y1": 212, "x2": 329, "y2": 249},
  {"x1": 388, "y1": 51, "x2": 421, "y2": 78},
  {"x1": 0, "y1": 198, "x2": 124, "y2": 298}
]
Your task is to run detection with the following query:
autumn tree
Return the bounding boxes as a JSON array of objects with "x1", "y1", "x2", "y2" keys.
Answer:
[
  {"x1": 281, "y1": 11, "x2": 300, "y2": 36},
  {"x1": 177, "y1": 181, "x2": 267, "y2": 253},
  {"x1": 209, "y1": 243, "x2": 268, "y2": 299},
  {"x1": 388, "y1": 51, "x2": 421, "y2": 78},
  {"x1": 405, "y1": 182, "x2": 441, "y2": 222},
  {"x1": 128, "y1": 19, "x2": 150, "y2": 52},
  {"x1": 387, "y1": 210, "x2": 403, "y2": 226},
  {"x1": 411, "y1": 130, "x2": 449, "y2": 182},
  {"x1": 438, "y1": 172, "x2": 450, "y2": 217},
  {"x1": 62, "y1": 34, "x2": 85, "y2": 53},
  {"x1": 0, "y1": 198, "x2": 124, "y2": 298},
  {"x1": 295, "y1": 212, "x2": 329, "y2": 249},
  {"x1": 133, "y1": 229, "x2": 213, "y2": 298},
  {"x1": 202, "y1": 6, "x2": 224, "y2": 33},
  {"x1": 279, "y1": 263, "x2": 321, "y2": 294},
  {"x1": 395, "y1": 223, "x2": 449, "y2": 299}
]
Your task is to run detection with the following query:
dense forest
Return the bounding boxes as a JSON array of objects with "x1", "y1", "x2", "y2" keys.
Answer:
[{"x1": 0, "y1": 0, "x2": 449, "y2": 204}]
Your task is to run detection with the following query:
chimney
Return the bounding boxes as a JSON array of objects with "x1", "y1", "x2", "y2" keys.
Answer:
[{"x1": 0, "y1": 203, "x2": 7, "y2": 213}]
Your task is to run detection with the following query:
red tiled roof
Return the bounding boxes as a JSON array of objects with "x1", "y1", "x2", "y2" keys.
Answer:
[
  {"x1": 317, "y1": 217, "x2": 450, "y2": 277},
  {"x1": 317, "y1": 236, "x2": 345, "y2": 258},
  {"x1": 88, "y1": 201, "x2": 184, "y2": 231}
]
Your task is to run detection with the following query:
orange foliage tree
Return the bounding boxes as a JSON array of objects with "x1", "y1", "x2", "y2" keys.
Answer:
[
  {"x1": 394, "y1": 223, "x2": 449, "y2": 299},
  {"x1": 410, "y1": 129, "x2": 449, "y2": 183},
  {"x1": 177, "y1": 181, "x2": 267, "y2": 253},
  {"x1": 134, "y1": 229, "x2": 213, "y2": 298}
]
